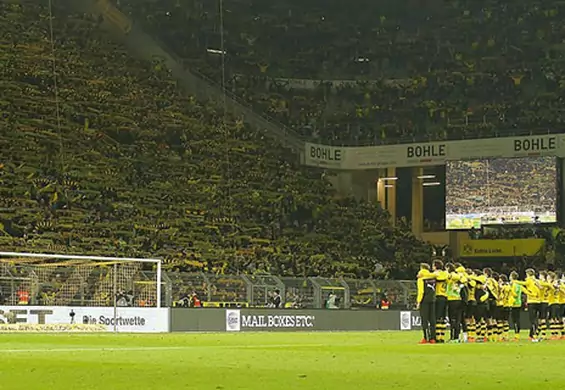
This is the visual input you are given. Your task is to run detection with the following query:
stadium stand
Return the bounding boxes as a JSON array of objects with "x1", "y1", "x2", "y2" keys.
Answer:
[
  {"x1": 117, "y1": 0, "x2": 565, "y2": 145},
  {"x1": 0, "y1": 0, "x2": 430, "y2": 286}
]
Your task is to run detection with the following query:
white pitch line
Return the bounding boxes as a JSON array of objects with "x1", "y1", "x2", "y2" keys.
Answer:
[{"x1": 3, "y1": 344, "x2": 325, "y2": 354}]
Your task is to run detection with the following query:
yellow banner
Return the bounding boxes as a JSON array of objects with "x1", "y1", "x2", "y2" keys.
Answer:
[{"x1": 459, "y1": 239, "x2": 545, "y2": 258}]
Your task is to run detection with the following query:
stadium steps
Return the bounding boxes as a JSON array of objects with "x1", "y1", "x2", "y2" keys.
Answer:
[{"x1": 67, "y1": 0, "x2": 304, "y2": 153}]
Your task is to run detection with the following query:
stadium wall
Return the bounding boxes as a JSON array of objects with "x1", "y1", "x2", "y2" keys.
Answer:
[{"x1": 171, "y1": 309, "x2": 532, "y2": 333}]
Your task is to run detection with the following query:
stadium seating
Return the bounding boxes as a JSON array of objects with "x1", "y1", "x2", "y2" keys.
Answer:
[
  {"x1": 117, "y1": 0, "x2": 565, "y2": 145},
  {"x1": 0, "y1": 1, "x2": 430, "y2": 280}
]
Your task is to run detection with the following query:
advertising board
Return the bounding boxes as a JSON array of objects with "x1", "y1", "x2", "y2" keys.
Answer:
[
  {"x1": 0, "y1": 306, "x2": 169, "y2": 333},
  {"x1": 304, "y1": 135, "x2": 564, "y2": 170},
  {"x1": 458, "y1": 239, "x2": 545, "y2": 258},
  {"x1": 172, "y1": 308, "x2": 409, "y2": 332}
]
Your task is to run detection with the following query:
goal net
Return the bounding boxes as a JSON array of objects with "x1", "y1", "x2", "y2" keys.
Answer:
[{"x1": 0, "y1": 252, "x2": 165, "y2": 332}]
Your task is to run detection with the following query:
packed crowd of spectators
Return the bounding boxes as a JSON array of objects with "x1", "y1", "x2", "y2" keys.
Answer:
[
  {"x1": 117, "y1": 0, "x2": 565, "y2": 145},
  {"x1": 0, "y1": 1, "x2": 431, "y2": 283}
]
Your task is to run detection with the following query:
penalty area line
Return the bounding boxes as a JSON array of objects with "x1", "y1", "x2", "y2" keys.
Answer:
[{"x1": 3, "y1": 343, "x2": 326, "y2": 354}]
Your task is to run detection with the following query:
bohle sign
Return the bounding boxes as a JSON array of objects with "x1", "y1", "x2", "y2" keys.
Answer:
[{"x1": 304, "y1": 134, "x2": 564, "y2": 170}]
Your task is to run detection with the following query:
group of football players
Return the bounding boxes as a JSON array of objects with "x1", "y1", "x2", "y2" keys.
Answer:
[{"x1": 416, "y1": 260, "x2": 565, "y2": 343}]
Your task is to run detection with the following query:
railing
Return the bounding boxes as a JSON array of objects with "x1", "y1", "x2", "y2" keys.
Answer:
[
  {"x1": 310, "y1": 126, "x2": 556, "y2": 147},
  {"x1": 0, "y1": 268, "x2": 417, "y2": 310}
]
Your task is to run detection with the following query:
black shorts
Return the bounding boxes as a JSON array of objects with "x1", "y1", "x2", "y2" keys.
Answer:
[
  {"x1": 540, "y1": 303, "x2": 549, "y2": 320},
  {"x1": 435, "y1": 296, "x2": 448, "y2": 321},
  {"x1": 465, "y1": 301, "x2": 477, "y2": 319},
  {"x1": 487, "y1": 302, "x2": 499, "y2": 320},
  {"x1": 550, "y1": 304, "x2": 561, "y2": 320},
  {"x1": 475, "y1": 303, "x2": 487, "y2": 321},
  {"x1": 501, "y1": 307, "x2": 511, "y2": 321},
  {"x1": 562, "y1": 304, "x2": 565, "y2": 318}
]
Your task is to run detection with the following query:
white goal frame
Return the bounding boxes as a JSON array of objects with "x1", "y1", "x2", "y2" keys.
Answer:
[{"x1": 0, "y1": 251, "x2": 163, "y2": 308}]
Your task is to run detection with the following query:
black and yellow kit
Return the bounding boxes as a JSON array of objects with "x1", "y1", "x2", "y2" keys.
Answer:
[{"x1": 417, "y1": 269, "x2": 436, "y2": 342}]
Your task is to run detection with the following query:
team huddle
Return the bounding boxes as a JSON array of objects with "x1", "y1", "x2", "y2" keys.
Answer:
[{"x1": 416, "y1": 260, "x2": 565, "y2": 344}]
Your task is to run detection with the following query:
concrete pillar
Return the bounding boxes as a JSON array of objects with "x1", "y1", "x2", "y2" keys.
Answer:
[
  {"x1": 412, "y1": 167, "x2": 424, "y2": 236},
  {"x1": 376, "y1": 169, "x2": 386, "y2": 208},
  {"x1": 386, "y1": 167, "x2": 397, "y2": 224}
]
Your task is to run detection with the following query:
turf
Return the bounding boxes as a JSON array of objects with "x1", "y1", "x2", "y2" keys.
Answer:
[{"x1": 1, "y1": 331, "x2": 563, "y2": 389}]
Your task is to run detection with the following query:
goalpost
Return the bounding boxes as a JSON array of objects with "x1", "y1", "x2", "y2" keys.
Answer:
[{"x1": 0, "y1": 252, "x2": 164, "y2": 332}]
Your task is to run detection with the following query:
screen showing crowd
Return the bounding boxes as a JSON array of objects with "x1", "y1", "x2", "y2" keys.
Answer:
[{"x1": 446, "y1": 157, "x2": 557, "y2": 229}]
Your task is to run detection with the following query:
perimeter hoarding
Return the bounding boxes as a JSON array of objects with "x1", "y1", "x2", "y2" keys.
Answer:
[
  {"x1": 304, "y1": 134, "x2": 563, "y2": 170},
  {"x1": 172, "y1": 309, "x2": 533, "y2": 334},
  {"x1": 173, "y1": 308, "x2": 410, "y2": 332},
  {"x1": 0, "y1": 306, "x2": 170, "y2": 332}
]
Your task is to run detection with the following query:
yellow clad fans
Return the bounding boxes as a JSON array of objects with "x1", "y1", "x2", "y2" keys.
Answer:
[
  {"x1": 118, "y1": 0, "x2": 565, "y2": 146},
  {"x1": 0, "y1": 1, "x2": 434, "y2": 282}
]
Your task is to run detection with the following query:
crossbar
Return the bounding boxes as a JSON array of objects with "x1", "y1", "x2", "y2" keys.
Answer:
[{"x1": 0, "y1": 252, "x2": 161, "y2": 263}]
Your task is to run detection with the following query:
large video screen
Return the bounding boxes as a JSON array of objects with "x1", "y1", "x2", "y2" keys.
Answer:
[{"x1": 446, "y1": 156, "x2": 557, "y2": 229}]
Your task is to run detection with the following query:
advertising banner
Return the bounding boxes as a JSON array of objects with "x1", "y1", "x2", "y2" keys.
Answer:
[
  {"x1": 226, "y1": 309, "x2": 241, "y2": 332},
  {"x1": 173, "y1": 308, "x2": 416, "y2": 332},
  {"x1": 304, "y1": 143, "x2": 345, "y2": 168},
  {"x1": 400, "y1": 311, "x2": 412, "y2": 330},
  {"x1": 0, "y1": 306, "x2": 169, "y2": 333},
  {"x1": 304, "y1": 134, "x2": 564, "y2": 170},
  {"x1": 459, "y1": 239, "x2": 546, "y2": 258},
  {"x1": 225, "y1": 309, "x2": 316, "y2": 331},
  {"x1": 399, "y1": 311, "x2": 423, "y2": 331}
]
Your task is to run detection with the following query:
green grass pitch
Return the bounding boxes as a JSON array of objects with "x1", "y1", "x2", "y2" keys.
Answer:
[{"x1": 2, "y1": 331, "x2": 564, "y2": 389}]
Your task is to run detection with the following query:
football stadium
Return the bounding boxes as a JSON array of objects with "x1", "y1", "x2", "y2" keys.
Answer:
[{"x1": 3, "y1": 0, "x2": 565, "y2": 389}]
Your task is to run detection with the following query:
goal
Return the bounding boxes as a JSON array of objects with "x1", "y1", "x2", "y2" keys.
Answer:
[
  {"x1": 0, "y1": 252, "x2": 164, "y2": 332},
  {"x1": 0, "y1": 251, "x2": 162, "y2": 307}
]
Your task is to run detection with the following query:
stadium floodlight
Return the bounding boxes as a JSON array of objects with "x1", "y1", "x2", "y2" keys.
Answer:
[
  {"x1": 0, "y1": 252, "x2": 163, "y2": 332},
  {"x1": 207, "y1": 48, "x2": 226, "y2": 55},
  {"x1": 380, "y1": 177, "x2": 398, "y2": 181},
  {"x1": 417, "y1": 175, "x2": 436, "y2": 179},
  {"x1": 422, "y1": 181, "x2": 441, "y2": 186}
]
